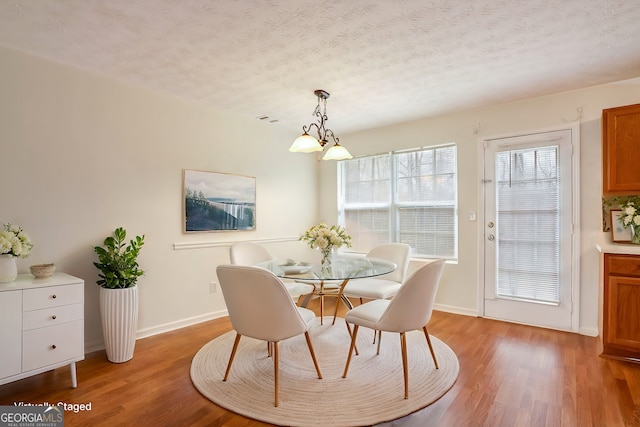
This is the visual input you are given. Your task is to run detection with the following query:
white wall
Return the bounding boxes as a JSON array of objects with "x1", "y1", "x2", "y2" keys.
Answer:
[
  {"x1": 0, "y1": 45, "x2": 320, "y2": 351},
  {"x1": 320, "y1": 79, "x2": 640, "y2": 334}
]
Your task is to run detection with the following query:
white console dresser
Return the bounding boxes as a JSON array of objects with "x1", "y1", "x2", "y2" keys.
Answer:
[{"x1": 0, "y1": 272, "x2": 84, "y2": 388}]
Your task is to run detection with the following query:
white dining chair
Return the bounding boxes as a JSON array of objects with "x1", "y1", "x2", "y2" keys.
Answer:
[
  {"x1": 229, "y1": 242, "x2": 314, "y2": 303},
  {"x1": 217, "y1": 264, "x2": 323, "y2": 407},
  {"x1": 342, "y1": 243, "x2": 411, "y2": 304},
  {"x1": 342, "y1": 259, "x2": 446, "y2": 399}
]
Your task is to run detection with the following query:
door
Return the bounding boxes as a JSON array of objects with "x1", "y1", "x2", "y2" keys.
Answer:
[{"x1": 483, "y1": 129, "x2": 575, "y2": 330}]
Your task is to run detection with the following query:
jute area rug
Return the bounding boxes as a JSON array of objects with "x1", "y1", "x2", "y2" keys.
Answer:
[{"x1": 191, "y1": 317, "x2": 459, "y2": 427}]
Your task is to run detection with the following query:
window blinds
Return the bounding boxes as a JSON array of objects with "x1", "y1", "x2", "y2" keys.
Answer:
[
  {"x1": 495, "y1": 146, "x2": 560, "y2": 303},
  {"x1": 339, "y1": 145, "x2": 457, "y2": 258}
]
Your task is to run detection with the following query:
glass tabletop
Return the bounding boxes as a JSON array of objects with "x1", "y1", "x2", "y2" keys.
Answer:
[{"x1": 257, "y1": 254, "x2": 396, "y2": 281}]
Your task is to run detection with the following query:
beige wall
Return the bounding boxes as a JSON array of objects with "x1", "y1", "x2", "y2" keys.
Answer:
[
  {"x1": 0, "y1": 45, "x2": 320, "y2": 351},
  {"x1": 3, "y1": 43, "x2": 639, "y2": 351},
  {"x1": 320, "y1": 79, "x2": 640, "y2": 335}
]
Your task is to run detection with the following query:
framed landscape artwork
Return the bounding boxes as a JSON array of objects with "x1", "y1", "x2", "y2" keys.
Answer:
[
  {"x1": 610, "y1": 209, "x2": 632, "y2": 243},
  {"x1": 183, "y1": 169, "x2": 256, "y2": 233}
]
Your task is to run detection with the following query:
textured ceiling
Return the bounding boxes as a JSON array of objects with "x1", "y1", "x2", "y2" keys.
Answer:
[{"x1": 1, "y1": 0, "x2": 640, "y2": 135}]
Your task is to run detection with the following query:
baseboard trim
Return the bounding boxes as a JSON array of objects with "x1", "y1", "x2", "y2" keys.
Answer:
[
  {"x1": 83, "y1": 309, "x2": 229, "y2": 354},
  {"x1": 433, "y1": 303, "x2": 478, "y2": 317},
  {"x1": 85, "y1": 304, "x2": 595, "y2": 355},
  {"x1": 579, "y1": 326, "x2": 599, "y2": 337},
  {"x1": 136, "y1": 310, "x2": 229, "y2": 339}
]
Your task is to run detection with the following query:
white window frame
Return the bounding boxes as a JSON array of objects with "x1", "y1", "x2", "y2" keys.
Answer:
[{"x1": 337, "y1": 144, "x2": 458, "y2": 260}]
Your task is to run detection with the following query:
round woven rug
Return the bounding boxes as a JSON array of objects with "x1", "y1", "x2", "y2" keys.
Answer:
[{"x1": 191, "y1": 317, "x2": 459, "y2": 427}]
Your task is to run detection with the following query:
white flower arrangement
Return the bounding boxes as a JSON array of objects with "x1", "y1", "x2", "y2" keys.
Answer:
[
  {"x1": 613, "y1": 196, "x2": 640, "y2": 243},
  {"x1": 299, "y1": 223, "x2": 352, "y2": 254},
  {"x1": 620, "y1": 200, "x2": 640, "y2": 229},
  {"x1": 0, "y1": 223, "x2": 33, "y2": 258}
]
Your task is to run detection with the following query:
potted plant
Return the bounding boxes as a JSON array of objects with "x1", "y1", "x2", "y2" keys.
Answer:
[{"x1": 93, "y1": 227, "x2": 145, "y2": 363}]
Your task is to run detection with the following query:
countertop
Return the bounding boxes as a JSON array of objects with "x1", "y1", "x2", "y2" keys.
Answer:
[{"x1": 596, "y1": 233, "x2": 640, "y2": 255}]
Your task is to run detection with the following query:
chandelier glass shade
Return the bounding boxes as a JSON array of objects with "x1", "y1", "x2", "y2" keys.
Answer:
[{"x1": 289, "y1": 90, "x2": 352, "y2": 160}]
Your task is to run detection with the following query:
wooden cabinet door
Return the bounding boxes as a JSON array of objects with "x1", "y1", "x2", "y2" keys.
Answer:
[
  {"x1": 602, "y1": 103, "x2": 640, "y2": 194},
  {"x1": 604, "y1": 275, "x2": 640, "y2": 353}
]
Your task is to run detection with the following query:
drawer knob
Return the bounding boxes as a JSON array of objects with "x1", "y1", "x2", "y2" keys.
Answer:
[
  {"x1": 52, "y1": 315, "x2": 57, "y2": 320},
  {"x1": 51, "y1": 344, "x2": 57, "y2": 349},
  {"x1": 52, "y1": 294, "x2": 57, "y2": 299}
]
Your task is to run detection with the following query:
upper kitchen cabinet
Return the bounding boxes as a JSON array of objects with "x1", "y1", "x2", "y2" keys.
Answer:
[{"x1": 602, "y1": 103, "x2": 640, "y2": 195}]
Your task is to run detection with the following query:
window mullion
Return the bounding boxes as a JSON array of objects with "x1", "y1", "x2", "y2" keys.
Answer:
[{"x1": 390, "y1": 153, "x2": 398, "y2": 242}]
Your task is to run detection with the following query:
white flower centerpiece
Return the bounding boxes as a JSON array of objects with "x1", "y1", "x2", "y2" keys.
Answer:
[
  {"x1": 617, "y1": 196, "x2": 640, "y2": 244},
  {"x1": 0, "y1": 223, "x2": 33, "y2": 282},
  {"x1": 300, "y1": 223, "x2": 352, "y2": 266}
]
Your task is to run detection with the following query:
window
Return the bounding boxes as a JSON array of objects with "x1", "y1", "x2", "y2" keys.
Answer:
[{"x1": 338, "y1": 145, "x2": 457, "y2": 259}]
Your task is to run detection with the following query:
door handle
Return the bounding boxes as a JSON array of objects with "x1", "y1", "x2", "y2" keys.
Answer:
[
  {"x1": 488, "y1": 234, "x2": 495, "y2": 241},
  {"x1": 487, "y1": 222, "x2": 495, "y2": 228}
]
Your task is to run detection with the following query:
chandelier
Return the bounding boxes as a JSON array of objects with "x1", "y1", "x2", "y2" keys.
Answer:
[{"x1": 289, "y1": 90, "x2": 353, "y2": 160}]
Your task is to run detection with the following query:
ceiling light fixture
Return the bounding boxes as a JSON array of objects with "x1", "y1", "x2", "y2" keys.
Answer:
[{"x1": 289, "y1": 89, "x2": 353, "y2": 160}]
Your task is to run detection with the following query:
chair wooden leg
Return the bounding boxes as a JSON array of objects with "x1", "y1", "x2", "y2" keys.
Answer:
[
  {"x1": 342, "y1": 324, "x2": 359, "y2": 378},
  {"x1": 376, "y1": 330, "x2": 382, "y2": 355},
  {"x1": 272, "y1": 341, "x2": 280, "y2": 406},
  {"x1": 344, "y1": 321, "x2": 359, "y2": 355},
  {"x1": 400, "y1": 332, "x2": 409, "y2": 399},
  {"x1": 223, "y1": 333, "x2": 242, "y2": 381},
  {"x1": 422, "y1": 326, "x2": 439, "y2": 369},
  {"x1": 304, "y1": 331, "x2": 323, "y2": 379},
  {"x1": 319, "y1": 294, "x2": 324, "y2": 325}
]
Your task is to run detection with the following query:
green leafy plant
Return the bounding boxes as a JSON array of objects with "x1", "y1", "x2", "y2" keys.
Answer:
[{"x1": 93, "y1": 227, "x2": 145, "y2": 289}]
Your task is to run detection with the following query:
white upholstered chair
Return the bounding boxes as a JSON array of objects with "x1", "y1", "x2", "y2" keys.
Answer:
[
  {"x1": 229, "y1": 242, "x2": 313, "y2": 303},
  {"x1": 342, "y1": 259, "x2": 446, "y2": 399},
  {"x1": 342, "y1": 243, "x2": 411, "y2": 303},
  {"x1": 216, "y1": 264, "x2": 323, "y2": 407}
]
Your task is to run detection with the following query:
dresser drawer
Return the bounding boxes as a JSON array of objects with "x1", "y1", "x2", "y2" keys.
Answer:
[
  {"x1": 23, "y1": 283, "x2": 83, "y2": 311},
  {"x1": 23, "y1": 303, "x2": 83, "y2": 331},
  {"x1": 22, "y1": 320, "x2": 83, "y2": 372}
]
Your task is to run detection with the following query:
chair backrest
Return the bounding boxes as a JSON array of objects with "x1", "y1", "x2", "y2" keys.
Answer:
[
  {"x1": 216, "y1": 265, "x2": 309, "y2": 342},
  {"x1": 366, "y1": 243, "x2": 411, "y2": 283},
  {"x1": 377, "y1": 259, "x2": 445, "y2": 332},
  {"x1": 230, "y1": 242, "x2": 274, "y2": 265}
]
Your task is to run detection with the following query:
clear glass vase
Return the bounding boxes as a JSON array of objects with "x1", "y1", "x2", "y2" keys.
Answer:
[
  {"x1": 321, "y1": 248, "x2": 333, "y2": 267},
  {"x1": 632, "y1": 224, "x2": 640, "y2": 244}
]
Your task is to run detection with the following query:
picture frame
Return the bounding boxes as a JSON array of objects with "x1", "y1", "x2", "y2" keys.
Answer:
[
  {"x1": 183, "y1": 169, "x2": 256, "y2": 233},
  {"x1": 610, "y1": 209, "x2": 632, "y2": 242}
]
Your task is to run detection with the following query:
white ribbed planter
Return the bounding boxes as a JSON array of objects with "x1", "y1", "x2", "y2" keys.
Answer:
[{"x1": 100, "y1": 286, "x2": 139, "y2": 363}]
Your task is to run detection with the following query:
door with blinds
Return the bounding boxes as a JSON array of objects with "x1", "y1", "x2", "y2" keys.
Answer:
[{"x1": 483, "y1": 129, "x2": 574, "y2": 330}]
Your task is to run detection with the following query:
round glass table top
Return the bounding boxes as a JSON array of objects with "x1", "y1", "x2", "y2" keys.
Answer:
[{"x1": 257, "y1": 254, "x2": 396, "y2": 281}]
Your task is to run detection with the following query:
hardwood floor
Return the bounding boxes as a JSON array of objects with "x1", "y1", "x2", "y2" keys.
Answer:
[{"x1": 1, "y1": 298, "x2": 639, "y2": 426}]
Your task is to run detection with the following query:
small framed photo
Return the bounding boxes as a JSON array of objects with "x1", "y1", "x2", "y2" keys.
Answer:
[{"x1": 610, "y1": 209, "x2": 632, "y2": 242}]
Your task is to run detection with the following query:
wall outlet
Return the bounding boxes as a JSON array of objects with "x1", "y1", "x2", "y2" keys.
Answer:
[{"x1": 210, "y1": 282, "x2": 217, "y2": 293}]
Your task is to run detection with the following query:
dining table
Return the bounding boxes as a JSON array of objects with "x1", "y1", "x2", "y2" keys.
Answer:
[{"x1": 257, "y1": 254, "x2": 396, "y2": 325}]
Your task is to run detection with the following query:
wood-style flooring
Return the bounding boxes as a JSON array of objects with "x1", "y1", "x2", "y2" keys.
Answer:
[{"x1": 1, "y1": 297, "x2": 639, "y2": 426}]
